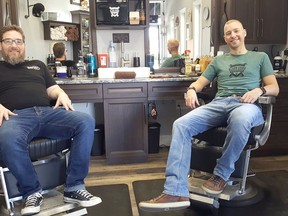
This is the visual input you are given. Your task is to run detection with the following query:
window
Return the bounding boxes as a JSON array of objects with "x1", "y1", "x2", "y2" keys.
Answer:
[{"x1": 193, "y1": 0, "x2": 201, "y2": 58}]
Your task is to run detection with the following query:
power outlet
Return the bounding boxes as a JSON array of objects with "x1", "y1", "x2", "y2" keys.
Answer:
[{"x1": 112, "y1": 33, "x2": 129, "y2": 43}]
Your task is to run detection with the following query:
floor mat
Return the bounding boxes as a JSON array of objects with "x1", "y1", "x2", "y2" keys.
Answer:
[
  {"x1": 0, "y1": 184, "x2": 132, "y2": 216},
  {"x1": 133, "y1": 170, "x2": 288, "y2": 216},
  {"x1": 86, "y1": 184, "x2": 133, "y2": 216}
]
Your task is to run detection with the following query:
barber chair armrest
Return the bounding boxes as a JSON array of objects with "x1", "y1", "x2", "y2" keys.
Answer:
[
  {"x1": 258, "y1": 95, "x2": 276, "y2": 104},
  {"x1": 255, "y1": 96, "x2": 276, "y2": 146}
]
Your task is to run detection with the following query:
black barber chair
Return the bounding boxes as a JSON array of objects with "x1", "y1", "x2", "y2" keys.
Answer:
[
  {"x1": 0, "y1": 138, "x2": 88, "y2": 216},
  {"x1": 188, "y1": 82, "x2": 275, "y2": 214}
]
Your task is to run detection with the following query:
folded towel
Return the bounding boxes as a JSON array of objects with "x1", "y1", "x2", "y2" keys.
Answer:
[{"x1": 115, "y1": 71, "x2": 136, "y2": 79}]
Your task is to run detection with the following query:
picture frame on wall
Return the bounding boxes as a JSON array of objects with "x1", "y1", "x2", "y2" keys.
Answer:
[{"x1": 70, "y1": 0, "x2": 81, "y2": 5}]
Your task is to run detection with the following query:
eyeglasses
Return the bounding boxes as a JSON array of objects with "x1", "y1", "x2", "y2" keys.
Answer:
[{"x1": 1, "y1": 38, "x2": 24, "y2": 46}]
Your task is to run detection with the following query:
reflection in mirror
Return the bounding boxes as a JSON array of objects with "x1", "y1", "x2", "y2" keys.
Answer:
[{"x1": 149, "y1": 0, "x2": 203, "y2": 70}]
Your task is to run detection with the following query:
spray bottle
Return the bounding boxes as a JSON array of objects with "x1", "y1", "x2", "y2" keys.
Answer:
[{"x1": 108, "y1": 41, "x2": 117, "y2": 68}]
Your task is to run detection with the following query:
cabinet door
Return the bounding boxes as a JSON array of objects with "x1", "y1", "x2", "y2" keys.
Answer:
[
  {"x1": 219, "y1": 0, "x2": 287, "y2": 44},
  {"x1": 218, "y1": 0, "x2": 234, "y2": 44},
  {"x1": 104, "y1": 98, "x2": 148, "y2": 164},
  {"x1": 233, "y1": 0, "x2": 259, "y2": 44},
  {"x1": 259, "y1": 0, "x2": 288, "y2": 44}
]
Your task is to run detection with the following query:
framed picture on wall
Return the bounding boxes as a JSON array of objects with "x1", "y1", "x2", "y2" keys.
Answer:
[{"x1": 70, "y1": 0, "x2": 81, "y2": 5}]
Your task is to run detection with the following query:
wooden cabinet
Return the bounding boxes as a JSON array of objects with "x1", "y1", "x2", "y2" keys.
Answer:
[
  {"x1": 234, "y1": 0, "x2": 287, "y2": 44},
  {"x1": 59, "y1": 83, "x2": 103, "y2": 103},
  {"x1": 148, "y1": 81, "x2": 191, "y2": 100},
  {"x1": 0, "y1": 0, "x2": 19, "y2": 28},
  {"x1": 218, "y1": 0, "x2": 288, "y2": 44},
  {"x1": 58, "y1": 77, "x2": 288, "y2": 164},
  {"x1": 71, "y1": 10, "x2": 91, "y2": 61},
  {"x1": 103, "y1": 83, "x2": 148, "y2": 164}
]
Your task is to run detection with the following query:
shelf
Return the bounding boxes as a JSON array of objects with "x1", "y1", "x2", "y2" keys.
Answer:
[
  {"x1": 42, "y1": 20, "x2": 80, "y2": 41},
  {"x1": 71, "y1": 10, "x2": 91, "y2": 61}
]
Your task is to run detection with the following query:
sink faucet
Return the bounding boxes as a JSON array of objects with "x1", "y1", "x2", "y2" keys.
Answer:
[{"x1": 120, "y1": 41, "x2": 130, "y2": 67}]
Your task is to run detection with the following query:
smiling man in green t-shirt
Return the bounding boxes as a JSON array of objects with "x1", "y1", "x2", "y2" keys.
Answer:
[{"x1": 139, "y1": 19, "x2": 280, "y2": 212}]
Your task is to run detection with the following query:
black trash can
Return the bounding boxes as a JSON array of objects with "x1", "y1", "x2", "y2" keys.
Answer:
[
  {"x1": 91, "y1": 124, "x2": 105, "y2": 156},
  {"x1": 148, "y1": 122, "x2": 161, "y2": 154}
]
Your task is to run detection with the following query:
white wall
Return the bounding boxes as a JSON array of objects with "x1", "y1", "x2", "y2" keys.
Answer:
[
  {"x1": 96, "y1": 29, "x2": 145, "y2": 67},
  {"x1": 18, "y1": 0, "x2": 82, "y2": 62}
]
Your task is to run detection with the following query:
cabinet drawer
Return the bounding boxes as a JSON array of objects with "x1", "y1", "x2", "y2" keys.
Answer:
[
  {"x1": 148, "y1": 81, "x2": 191, "y2": 100},
  {"x1": 60, "y1": 84, "x2": 103, "y2": 102},
  {"x1": 103, "y1": 83, "x2": 147, "y2": 98}
]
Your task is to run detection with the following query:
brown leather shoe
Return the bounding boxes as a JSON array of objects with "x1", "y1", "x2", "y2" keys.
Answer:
[
  {"x1": 202, "y1": 175, "x2": 227, "y2": 194},
  {"x1": 138, "y1": 193, "x2": 190, "y2": 212}
]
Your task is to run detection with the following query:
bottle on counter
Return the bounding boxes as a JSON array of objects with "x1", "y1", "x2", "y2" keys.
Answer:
[
  {"x1": 195, "y1": 58, "x2": 201, "y2": 75},
  {"x1": 87, "y1": 52, "x2": 98, "y2": 77},
  {"x1": 76, "y1": 52, "x2": 87, "y2": 77},
  {"x1": 108, "y1": 41, "x2": 117, "y2": 68},
  {"x1": 139, "y1": 0, "x2": 146, "y2": 25},
  {"x1": 184, "y1": 50, "x2": 193, "y2": 77},
  {"x1": 273, "y1": 51, "x2": 283, "y2": 72}
]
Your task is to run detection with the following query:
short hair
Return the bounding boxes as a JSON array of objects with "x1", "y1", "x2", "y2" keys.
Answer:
[
  {"x1": 167, "y1": 39, "x2": 179, "y2": 51},
  {"x1": 0, "y1": 25, "x2": 25, "y2": 42},
  {"x1": 224, "y1": 19, "x2": 244, "y2": 29},
  {"x1": 53, "y1": 42, "x2": 66, "y2": 58}
]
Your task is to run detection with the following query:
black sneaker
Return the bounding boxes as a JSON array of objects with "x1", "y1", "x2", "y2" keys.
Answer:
[
  {"x1": 63, "y1": 190, "x2": 102, "y2": 207},
  {"x1": 21, "y1": 192, "x2": 43, "y2": 215}
]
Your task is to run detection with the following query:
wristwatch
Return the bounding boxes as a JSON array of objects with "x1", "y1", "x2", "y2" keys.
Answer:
[
  {"x1": 187, "y1": 86, "x2": 197, "y2": 92},
  {"x1": 260, "y1": 87, "x2": 266, "y2": 96}
]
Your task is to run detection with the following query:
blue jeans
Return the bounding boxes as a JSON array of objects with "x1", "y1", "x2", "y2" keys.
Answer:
[
  {"x1": 163, "y1": 97, "x2": 264, "y2": 198},
  {"x1": 0, "y1": 106, "x2": 95, "y2": 198}
]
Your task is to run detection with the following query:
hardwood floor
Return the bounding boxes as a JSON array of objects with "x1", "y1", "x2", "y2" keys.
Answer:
[{"x1": 85, "y1": 147, "x2": 288, "y2": 216}]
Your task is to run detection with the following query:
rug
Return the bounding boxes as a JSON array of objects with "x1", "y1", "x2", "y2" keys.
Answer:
[
  {"x1": 133, "y1": 170, "x2": 288, "y2": 216},
  {"x1": 86, "y1": 184, "x2": 133, "y2": 216},
  {"x1": 0, "y1": 184, "x2": 132, "y2": 216}
]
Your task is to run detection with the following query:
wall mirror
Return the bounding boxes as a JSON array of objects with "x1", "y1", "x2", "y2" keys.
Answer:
[{"x1": 149, "y1": 0, "x2": 205, "y2": 69}]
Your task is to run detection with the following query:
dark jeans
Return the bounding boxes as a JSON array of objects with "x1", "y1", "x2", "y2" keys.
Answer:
[{"x1": 0, "y1": 106, "x2": 95, "y2": 198}]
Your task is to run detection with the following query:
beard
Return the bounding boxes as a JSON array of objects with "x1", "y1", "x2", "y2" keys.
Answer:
[{"x1": 1, "y1": 49, "x2": 25, "y2": 65}]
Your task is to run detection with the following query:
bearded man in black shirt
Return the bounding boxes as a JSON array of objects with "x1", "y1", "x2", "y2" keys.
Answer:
[{"x1": 0, "y1": 25, "x2": 101, "y2": 215}]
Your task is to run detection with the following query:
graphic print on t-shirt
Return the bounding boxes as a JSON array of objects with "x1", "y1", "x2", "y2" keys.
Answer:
[{"x1": 229, "y1": 63, "x2": 246, "y2": 77}]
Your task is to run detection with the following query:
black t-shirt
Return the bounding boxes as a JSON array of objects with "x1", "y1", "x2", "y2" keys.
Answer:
[{"x1": 0, "y1": 60, "x2": 57, "y2": 111}]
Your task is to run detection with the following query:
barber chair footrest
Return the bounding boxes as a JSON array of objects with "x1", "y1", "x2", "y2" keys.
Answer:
[
  {"x1": 188, "y1": 176, "x2": 241, "y2": 202},
  {"x1": 188, "y1": 176, "x2": 264, "y2": 208},
  {"x1": 1, "y1": 190, "x2": 87, "y2": 216}
]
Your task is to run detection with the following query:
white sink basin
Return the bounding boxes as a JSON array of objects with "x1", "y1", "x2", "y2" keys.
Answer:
[{"x1": 98, "y1": 67, "x2": 150, "y2": 79}]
